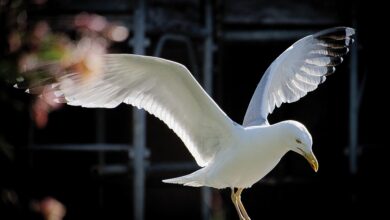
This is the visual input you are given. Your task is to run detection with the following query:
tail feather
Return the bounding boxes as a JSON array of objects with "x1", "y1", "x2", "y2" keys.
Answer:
[
  {"x1": 162, "y1": 169, "x2": 206, "y2": 187},
  {"x1": 162, "y1": 177, "x2": 187, "y2": 185},
  {"x1": 163, "y1": 177, "x2": 203, "y2": 187}
]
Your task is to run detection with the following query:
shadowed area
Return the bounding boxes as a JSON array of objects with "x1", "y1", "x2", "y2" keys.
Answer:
[{"x1": 0, "y1": 0, "x2": 387, "y2": 220}]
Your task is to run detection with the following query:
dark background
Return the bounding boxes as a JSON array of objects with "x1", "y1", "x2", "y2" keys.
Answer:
[{"x1": 1, "y1": 0, "x2": 389, "y2": 219}]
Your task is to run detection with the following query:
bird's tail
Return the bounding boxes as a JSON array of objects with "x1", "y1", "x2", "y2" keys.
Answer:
[{"x1": 163, "y1": 169, "x2": 206, "y2": 187}]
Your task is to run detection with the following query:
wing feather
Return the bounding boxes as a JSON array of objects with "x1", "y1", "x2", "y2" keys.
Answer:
[
  {"x1": 243, "y1": 27, "x2": 355, "y2": 126},
  {"x1": 29, "y1": 54, "x2": 237, "y2": 167}
]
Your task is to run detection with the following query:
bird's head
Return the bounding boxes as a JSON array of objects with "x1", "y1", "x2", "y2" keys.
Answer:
[{"x1": 284, "y1": 120, "x2": 318, "y2": 172}]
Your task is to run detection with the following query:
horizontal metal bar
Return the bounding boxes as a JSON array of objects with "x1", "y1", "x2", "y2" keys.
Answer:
[
  {"x1": 94, "y1": 162, "x2": 198, "y2": 175},
  {"x1": 258, "y1": 176, "x2": 316, "y2": 185},
  {"x1": 147, "y1": 162, "x2": 198, "y2": 172},
  {"x1": 221, "y1": 29, "x2": 317, "y2": 42},
  {"x1": 30, "y1": 144, "x2": 132, "y2": 152},
  {"x1": 93, "y1": 164, "x2": 129, "y2": 175}
]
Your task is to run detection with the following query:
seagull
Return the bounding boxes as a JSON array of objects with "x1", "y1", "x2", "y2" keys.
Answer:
[{"x1": 18, "y1": 27, "x2": 355, "y2": 219}]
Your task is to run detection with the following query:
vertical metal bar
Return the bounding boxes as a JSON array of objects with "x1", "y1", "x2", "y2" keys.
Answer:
[
  {"x1": 96, "y1": 109, "x2": 106, "y2": 207},
  {"x1": 96, "y1": 110, "x2": 105, "y2": 143},
  {"x1": 349, "y1": 31, "x2": 358, "y2": 174},
  {"x1": 202, "y1": 1, "x2": 213, "y2": 220},
  {"x1": 132, "y1": 0, "x2": 146, "y2": 219},
  {"x1": 203, "y1": 1, "x2": 213, "y2": 94},
  {"x1": 202, "y1": 187, "x2": 212, "y2": 220}
]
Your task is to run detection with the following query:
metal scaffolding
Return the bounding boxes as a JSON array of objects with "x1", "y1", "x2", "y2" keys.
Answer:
[
  {"x1": 349, "y1": 21, "x2": 360, "y2": 175},
  {"x1": 29, "y1": 1, "x2": 216, "y2": 219},
  {"x1": 129, "y1": 0, "x2": 215, "y2": 219},
  {"x1": 26, "y1": 1, "x2": 361, "y2": 219},
  {"x1": 131, "y1": 0, "x2": 147, "y2": 219}
]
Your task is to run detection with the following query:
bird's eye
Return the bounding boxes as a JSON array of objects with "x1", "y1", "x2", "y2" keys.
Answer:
[{"x1": 295, "y1": 139, "x2": 302, "y2": 144}]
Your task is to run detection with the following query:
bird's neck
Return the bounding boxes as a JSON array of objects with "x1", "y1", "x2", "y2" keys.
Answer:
[{"x1": 243, "y1": 124, "x2": 291, "y2": 155}]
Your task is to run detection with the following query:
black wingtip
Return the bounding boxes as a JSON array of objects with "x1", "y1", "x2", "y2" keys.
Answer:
[
  {"x1": 313, "y1": 27, "x2": 355, "y2": 59},
  {"x1": 324, "y1": 66, "x2": 336, "y2": 77},
  {"x1": 315, "y1": 27, "x2": 356, "y2": 41}
]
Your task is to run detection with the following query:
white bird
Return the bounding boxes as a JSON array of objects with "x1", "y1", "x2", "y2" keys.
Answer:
[{"x1": 19, "y1": 27, "x2": 355, "y2": 220}]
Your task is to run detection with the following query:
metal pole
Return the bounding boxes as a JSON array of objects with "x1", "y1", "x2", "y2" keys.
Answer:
[
  {"x1": 132, "y1": 0, "x2": 146, "y2": 219},
  {"x1": 349, "y1": 33, "x2": 359, "y2": 174},
  {"x1": 96, "y1": 109, "x2": 106, "y2": 207},
  {"x1": 202, "y1": 1, "x2": 213, "y2": 220},
  {"x1": 203, "y1": 0, "x2": 213, "y2": 94}
]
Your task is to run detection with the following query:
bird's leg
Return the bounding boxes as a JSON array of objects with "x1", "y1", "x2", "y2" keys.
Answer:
[
  {"x1": 231, "y1": 188, "x2": 245, "y2": 220},
  {"x1": 236, "y1": 188, "x2": 251, "y2": 220}
]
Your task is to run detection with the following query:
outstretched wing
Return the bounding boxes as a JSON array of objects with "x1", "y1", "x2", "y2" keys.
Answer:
[
  {"x1": 27, "y1": 54, "x2": 237, "y2": 167},
  {"x1": 243, "y1": 27, "x2": 355, "y2": 126}
]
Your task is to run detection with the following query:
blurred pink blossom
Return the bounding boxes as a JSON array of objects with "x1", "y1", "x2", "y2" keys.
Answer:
[
  {"x1": 9, "y1": 11, "x2": 129, "y2": 128},
  {"x1": 32, "y1": 197, "x2": 66, "y2": 220}
]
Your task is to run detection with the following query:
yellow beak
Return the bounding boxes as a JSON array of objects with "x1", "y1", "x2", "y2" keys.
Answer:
[{"x1": 304, "y1": 152, "x2": 319, "y2": 172}]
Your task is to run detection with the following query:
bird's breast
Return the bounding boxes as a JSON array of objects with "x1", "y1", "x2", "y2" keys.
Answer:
[{"x1": 206, "y1": 134, "x2": 287, "y2": 188}]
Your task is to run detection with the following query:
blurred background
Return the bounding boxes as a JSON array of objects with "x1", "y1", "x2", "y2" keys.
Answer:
[{"x1": 0, "y1": 0, "x2": 388, "y2": 219}]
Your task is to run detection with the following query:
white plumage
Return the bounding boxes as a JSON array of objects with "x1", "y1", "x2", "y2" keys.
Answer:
[
  {"x1": 59, "y1": 54, "x2": 236, "y2": 167},
  {"x1": 21, "y1": 27, "x2": 355, "y2": 220}
]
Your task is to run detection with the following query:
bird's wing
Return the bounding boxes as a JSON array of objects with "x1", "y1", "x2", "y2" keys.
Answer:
[
  {"x1": 243, "y1": 27, "x2": 355, "y2": 126},
  {"x1": 38, "y1": 54, "x2": 237, "y2": 167}
]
